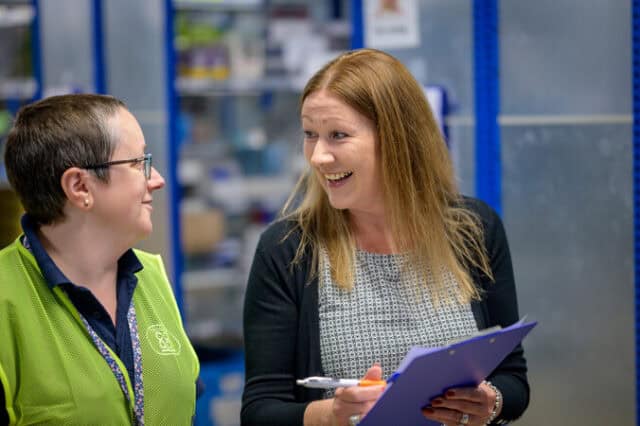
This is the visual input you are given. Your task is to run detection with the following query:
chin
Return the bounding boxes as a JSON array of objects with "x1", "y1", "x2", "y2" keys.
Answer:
[
  {"x1": 137, "y1": 221, "x2": 153, "y2": 239},
  {"x1": 327, "y1": 199, "x2": 350, "y2": 211}
]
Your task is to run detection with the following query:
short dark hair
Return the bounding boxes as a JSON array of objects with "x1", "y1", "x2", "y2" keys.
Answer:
[{"x1": 4, "y1": 93, "x2": 126, "y2": 225}]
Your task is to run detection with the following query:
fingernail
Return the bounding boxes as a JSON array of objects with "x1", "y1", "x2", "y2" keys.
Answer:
[
  {"x1": 432, "y1": 398, "x2": 443, "y2": 406},
  {"x1": 446, "y1": 390, "x2": 456, "y2": 397}
]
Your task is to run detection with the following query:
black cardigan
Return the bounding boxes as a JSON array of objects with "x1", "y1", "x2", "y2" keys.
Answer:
[{"x1": 242, "y1": 198, "x2": 529, "y2": 425}]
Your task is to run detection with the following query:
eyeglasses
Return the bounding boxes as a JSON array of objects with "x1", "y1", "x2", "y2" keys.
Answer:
[{"x1": 85, "y1": 153, "x2": 152, "y2": 180}]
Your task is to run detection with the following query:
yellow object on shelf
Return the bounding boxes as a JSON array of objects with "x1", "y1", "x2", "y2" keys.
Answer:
[
  {"x1": 0, "y1": 188, "x2": 23, "y2": 249},
  {"x1": 181, "y1": 207, "x2": 225, "y2": 254}
]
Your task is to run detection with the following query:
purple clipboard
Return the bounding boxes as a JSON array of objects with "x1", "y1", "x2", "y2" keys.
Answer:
[{"x1": 358, "y1": 320, "x2": 537, "y2": 426}]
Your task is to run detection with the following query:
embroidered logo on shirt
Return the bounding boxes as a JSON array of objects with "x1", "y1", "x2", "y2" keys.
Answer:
[{"x1": 146, "y1": 324, "x2": 182, "y2": 355}]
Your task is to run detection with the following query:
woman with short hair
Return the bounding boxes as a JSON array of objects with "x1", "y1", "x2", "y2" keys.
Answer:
[{"x1": 0, "y1": 94, "x2": 199, "y2": 425}]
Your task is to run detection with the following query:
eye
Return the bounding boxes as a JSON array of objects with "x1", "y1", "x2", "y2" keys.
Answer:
[
  {"x1": 133, "y1": 158, "x2": 145, "y2": 170},
  {"x1": 331, "y1": 131, "x2": 348, "y2": 140},
  {"x1": 303, "y1": 130, "x2": 317, "y2": 140}
]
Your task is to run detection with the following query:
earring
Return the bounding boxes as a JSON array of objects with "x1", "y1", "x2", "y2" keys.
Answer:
[{"x1": 84, "y1": 198, "x2": 89, "y2": 207}]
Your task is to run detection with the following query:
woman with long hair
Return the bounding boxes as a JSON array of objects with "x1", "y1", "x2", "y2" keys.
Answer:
[{"x1": 242, "y1": 49, "x2": 528, "y2": 426}]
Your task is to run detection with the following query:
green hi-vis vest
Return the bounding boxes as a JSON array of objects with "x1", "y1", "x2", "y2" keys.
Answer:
[{"x1": 0, "y1": 238, "x2": 200, "y2": 425}]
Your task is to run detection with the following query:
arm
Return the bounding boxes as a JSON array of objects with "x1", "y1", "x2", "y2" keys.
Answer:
[
  {"x1": 423, "y1": 199, "x2": 529, "y2": 425},
  {"x1": 477, "y1": 200, "x2": 530, "y2": 422},
  {"x1": 241, "y1": 225, "x2": 385, "y2": 426},
  {"x1": 241, "y1": 226, "x2": 309, "y2": 426}
]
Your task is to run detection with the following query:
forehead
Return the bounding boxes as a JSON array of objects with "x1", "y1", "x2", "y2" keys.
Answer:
[
  {"x1": 110, "y1": 108, "x2": 145, "y2": 155},
  {"x1": 301, "y1": 90, "x2": 362, "y2": 122}
]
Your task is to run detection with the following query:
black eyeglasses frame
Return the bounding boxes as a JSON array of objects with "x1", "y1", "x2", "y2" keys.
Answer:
[{"x1": 84, "y1": 153, "x2": 152, "y2": 180}]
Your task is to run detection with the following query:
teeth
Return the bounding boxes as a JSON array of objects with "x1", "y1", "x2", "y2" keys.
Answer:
[{"x1": 325, "y1": 172, "x2": 352, "y2": 181}]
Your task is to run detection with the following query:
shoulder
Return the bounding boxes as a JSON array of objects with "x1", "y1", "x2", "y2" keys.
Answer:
[
  {"x1": 250, "y1": 218, "x2": 313, "y2": 288},
  {"x1": 458, "y1": 196, "x2": 500, "y2": 225},
  {"x1": 132, "y1": 249, "x2": 163, "y2": 266},
  {"x1": 131, "y1": 249, "x2": 170, "y2": 284},
  {"x1": 0, "y1": 238, "x2": 30, "y2": 284},
  {"x1": 256, "y1": 218, "x2": 303, "y2": 258},
  {"x1": 0, "y1": 239, "x2": 23, "y2": 296},
  {"x1": 456, "y1": 196, "x2": 507, "y2": 250},
  {"x1": 0, "y1": 238, "x2": 20, "y2": 262}
]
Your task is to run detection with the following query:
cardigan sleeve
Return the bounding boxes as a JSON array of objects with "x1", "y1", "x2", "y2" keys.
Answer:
[
  {"x1": 470, "y1": 198, "x2": 530, "y2": 423},
  {"x1": 241, "y1": 222, "x2": 311, "y2": 426}
]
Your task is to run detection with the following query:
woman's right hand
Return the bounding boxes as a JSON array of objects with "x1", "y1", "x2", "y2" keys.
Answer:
[{"x1": 331, "y1": 364, "x2": 386, "y2": 426}]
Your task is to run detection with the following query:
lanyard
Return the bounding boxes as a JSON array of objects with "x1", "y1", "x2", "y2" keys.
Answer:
[{"x1": 78, "y1": 300, "x2": 145, "y2": 425}]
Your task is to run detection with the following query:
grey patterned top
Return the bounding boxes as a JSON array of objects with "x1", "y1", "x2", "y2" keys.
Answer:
[{"x1": 318, "y1": 248, "x2": 478, "y2": 396}]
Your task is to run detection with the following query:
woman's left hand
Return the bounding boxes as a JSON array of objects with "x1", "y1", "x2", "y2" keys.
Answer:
[{"x1": 421, "y1": 381, "x2": 496, "y2": 426}]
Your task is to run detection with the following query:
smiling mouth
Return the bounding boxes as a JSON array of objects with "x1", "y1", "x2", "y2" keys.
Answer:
[{"x1": 325, "y1": 171, "x2": 353, "y2": 182}]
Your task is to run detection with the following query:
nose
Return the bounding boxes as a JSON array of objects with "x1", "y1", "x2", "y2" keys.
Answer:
[
  {"x1": 147, "y1": 166, "x2": 166, "y2": 191},
  {"x1": 309, "y1": 138, "x2": 334, "y2": 168}
]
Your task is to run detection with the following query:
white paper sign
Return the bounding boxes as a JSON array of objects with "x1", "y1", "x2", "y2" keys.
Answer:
[
  {"x1": 364, "y1": 0, "x2": 420, "y2": 49},
  {"x1": 425, "y1": 86, "x2": 445, "y2": 136}
]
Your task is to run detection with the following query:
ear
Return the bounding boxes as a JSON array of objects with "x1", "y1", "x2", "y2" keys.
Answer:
[{"x1": 60, "y1": 167, "x2": 93, "y2": 210}]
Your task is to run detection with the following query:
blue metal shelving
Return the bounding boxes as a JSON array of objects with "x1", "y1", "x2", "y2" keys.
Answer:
[
  {"x1": 91, "y1": 0, "x2": 106, "y2": 94},
  {"x1": 632, "y1": 0, "x2": 640, "y2": 422},
  {"x1": 165, "y1": 0, "x2": 185, "y2": 316},
  {"x1": 473, "y1": 0, "x2": 501, "y2": 215}
]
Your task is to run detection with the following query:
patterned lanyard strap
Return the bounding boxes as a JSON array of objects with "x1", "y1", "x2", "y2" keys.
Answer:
[{"x1": 78, "y1": 301, "x2": 145, "y2": 425}]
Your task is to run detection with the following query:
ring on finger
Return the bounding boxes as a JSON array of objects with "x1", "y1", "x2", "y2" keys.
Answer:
[
  {"x1": 348, "y1": 414, "x2": 361, "y2": 426},
  {"x1": 459, "y1": 412, "x2": 470, "y2": 425}
]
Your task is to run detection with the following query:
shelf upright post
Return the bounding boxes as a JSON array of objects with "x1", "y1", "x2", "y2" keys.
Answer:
[
  {"x1": 91, "y1": 0, "x2": 106, "y2": 94},
  {"x1": 472, "y1": 0, "x2": 501, "y2": 215},
  {"x1": 30, "y1": 0, "x2": 43, "y2": 101},
  {"x1": 164, "y1": 0, "x2": 185, "y2": 318},
  {"x1": 350, "y1": 0, "x2": 363, "y2": 49},
  {"x1": 633, "y1": 0, "x2": 640, "y2": 422}
]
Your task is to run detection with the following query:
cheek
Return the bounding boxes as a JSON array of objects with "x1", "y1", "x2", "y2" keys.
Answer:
[{"x1": 303, "y1": 143, "x2": 313, "y2": 162}]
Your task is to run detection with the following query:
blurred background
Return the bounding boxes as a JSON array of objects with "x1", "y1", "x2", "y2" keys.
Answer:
[{"x1": 0, "y1": 0, "x2": 633, "y2": 425}]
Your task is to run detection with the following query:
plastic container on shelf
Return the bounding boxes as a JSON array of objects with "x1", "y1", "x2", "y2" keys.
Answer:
[
  {"x1": 0, "y1": 3, "x2": 36, "y2": 101},
  {"x1": 0, "y1": 187, "x2": 23, "y2": 249},
  {"x1": 171, "y1": 1, "x2": 351, "y2": 354},
  {"x1": 175, "y1": 11, "x2": 231, "y2": 80},
  {"x1": 194, "y1": 350, "x2": 244, "y2": 426}
]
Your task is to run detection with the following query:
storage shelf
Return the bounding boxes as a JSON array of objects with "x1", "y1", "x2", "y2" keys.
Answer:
[
  {"x1": 170, "y1": 1, "x2": 347, "y2": 356},
  {"x1": 0, "y1": 4, "x2": 34, "y2": 28},
  {"x1": 176, "y1": 76, "x2": 303, "y2": 96},
  {"x1": 183, "y1": 267, "x2": 243, "y2": 291},
  {"x1": 173, "y1": 0, "x2": 262, "y2": 13},
  {"x1": 0, "y1": 78, "x2": 37, "y2": 100}
]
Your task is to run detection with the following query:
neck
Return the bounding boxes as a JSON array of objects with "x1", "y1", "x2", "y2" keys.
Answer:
[
  {"x1": 38, "y1": 214, "x2": 128, "y2": 300},
  {"x1": 39, "y1": 222, "x2": 125, "y2": 284},
  {"x1": 38, "y1": 217, "x2": 129, "y2": 323},
  {"x1": 348, "y1": 210, "x2": 397, "y2": 254}
]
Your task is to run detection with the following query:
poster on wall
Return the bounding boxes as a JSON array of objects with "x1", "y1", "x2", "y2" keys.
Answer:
[
  {"x1": 425, "y1": 86, "x2": 445, "y2": 137},
  {"x1": 364, "y1": 0, "x2": 420, "y2": 49}
]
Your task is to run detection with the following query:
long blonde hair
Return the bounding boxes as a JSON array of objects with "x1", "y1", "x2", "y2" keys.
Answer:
[{"x1": 282, "y1": 48, "x2": 492, "y2": 303}]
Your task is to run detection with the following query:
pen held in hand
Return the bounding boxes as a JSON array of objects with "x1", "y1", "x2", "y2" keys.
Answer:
[{"x1": 296, "y1": 376, "x2": 387, "y2": 389}]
